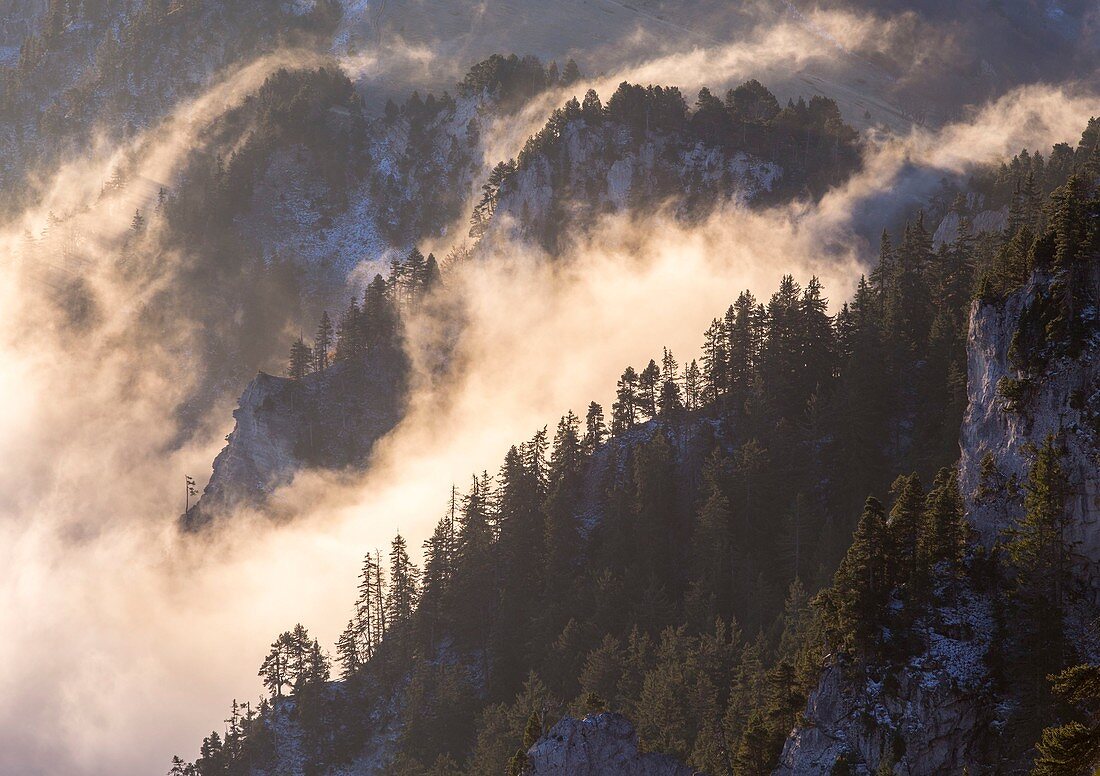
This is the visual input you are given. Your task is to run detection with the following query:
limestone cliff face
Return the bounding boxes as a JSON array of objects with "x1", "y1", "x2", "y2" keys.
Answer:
[
  {"x1": 523, "y1": 713, "x2": 695, "y2": 776},
  {"x1": 959, "y1": 281, "x2": 1100, "y2": 587},
  {"x1": 185, "y1": 348, "x2": 406, "y2": 527}
]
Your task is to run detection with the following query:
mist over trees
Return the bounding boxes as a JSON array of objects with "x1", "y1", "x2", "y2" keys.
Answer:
[
  {"x1": 164, "y1": 59, "x2": 1100, "y2": 773},
  {"x1": 2, "y1": 0, "x2": 1099, "y2": 767}
]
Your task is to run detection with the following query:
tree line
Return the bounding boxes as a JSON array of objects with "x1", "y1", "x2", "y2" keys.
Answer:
[{"x1": 286, "y1": 248, "x2": 440, "y2": 380}]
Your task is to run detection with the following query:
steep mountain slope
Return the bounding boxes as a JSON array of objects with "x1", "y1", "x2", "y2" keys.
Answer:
[
  {"x1": 775, "y1": 165, "x2": 1100, "y2": 774},
  {"x1": 0, "y1": 0, "x2": 341, "y2": 204},
  {"x1": 172, "y1": 120, "x2": 1100, "y2": 776},
  {"x1": 476, "y1": 79, "x2": 858, "y2": 252},
  {"x1": 187, "y1": 74, "x2": 863, "y2": 521}
]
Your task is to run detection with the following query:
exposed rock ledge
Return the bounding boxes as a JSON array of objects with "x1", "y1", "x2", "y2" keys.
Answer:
[
  {"x1": 524, "y1": 713, "x2": 696, "y2": 776},
  {"x1": 774, "y1": 580, "x2": 995, "y2": 775}
]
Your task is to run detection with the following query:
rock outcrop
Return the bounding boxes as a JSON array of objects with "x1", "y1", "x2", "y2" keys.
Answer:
[
  {"x1": 184, "y1": 348, "x2": 406, "y2": 527},
  {"x1": 524, "y1": 713, "x2": 695, "y2": 776},
  {"x1": 480, "y1": 118, "x2": 782, "y2": 253},
  {"x1": 774, "y1": 584, "x2": 996, "y2": 775}
]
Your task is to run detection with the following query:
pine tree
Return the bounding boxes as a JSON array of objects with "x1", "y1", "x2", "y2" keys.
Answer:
[
  {"x1": 581, "y1": 88, "x2": 603, "y2": 121},
  {"x1": 798, "y1": 276, "x2": 834, "y2": 400},
  {"x1": 639, "y1": 359, "x2": 660, "y2": 418},
  {"x1": 314, "y1": 310, "x2": 333, "y2": 373},
  {"x1": 543, "y1": 412, "x2": 583, "y2": 585},
  {"x1": 386, "y1": 533, "x2": 421, "y2": 629},
  {"x1": 682, "y1": 360, "x2": 702, "y2": 411},
  {"x1": 451, "y1": 475, "x2": 496, "y2": 648},
  {"x1": 336, "y1": 617, "x2": 363, "y2": 679},
  {"x1": 582, "y1": 402, "x2": 606, "y2": 454},
  {"x1": 1032, "y1": 664, "x2": 1100, "y2": 776},
  {"x1": 561, "y1": 58, "x2": 581, "y2": 85},
  {"x1": 883, "y1": 220, "x2": 932, "y2": 358},
  {"x1": 870, "y1": 230, "x2": 895, "y2": 304},
  {"x1": 196, "y1": 731, "x2": 225, "y2": 776},
  {"x1": 258, "y1": 634, "x2": 290, "y2": 698},
  {"x1": 353, "y1": 552, "x2": 386, "y2": 659},
  {"x1": 288, "y1": 336, "x2": 312, "y2": 380},
  {"x1": 612, "y1": 367, "x2": 639, "y2": 432},
  {"x1": 335, "y1": 298, "x2": 364, "y2": 360},
  {"x1": 168, "y1": 755, "x2": 194, "y2": 776},
  {"x1": 658, "y1": 348, "x2": 683, "y2": 415},
  {"x1": 420, "y1": 499, "x2": 457, "y2": 647},
  {"x1": 701, "y1": 318, "x2": 728, "y2": 405},
  {"x1": 819, "y1": 498, "x2": 890, "y2": 654},
  {"x1": 919, "y1": 467, "x2": 966, "y2": 574},
  {"x1": 491, "y1": 445, "x2": 543, "y2": 692},
  {"x1": 691, "y1": 451, "x2": 733, "y2": 617},
  {"x1": 363, "y1": 273, "x2": 399, "y2": 350},
  {"x1": 632, "y1": 430, "x2": 678, "y2": 590},
  {"x1": 525, "y1": 427, "x2": 549, "y2": 499},
  {"x1": 759, "y1": 275, "x2": 803, "y2": 418},
  {"x1": 471, "y1": 160, "x2": 516, "y2": 237},
  {"x1": 404, "y1": 248, "x2": 427, "y2": 306},
  {"x1": 258, "y1": 625, "x2": 325, "y2": 698},
  {"x1": 1004, "y1": 435, "x2": 1073, "y2": 695},
  {"x1": 424, "y1": 253, "x2": 443, "y2": 291},
  {"x1": 777, "y1": 493, "x2": 811, "y2": 583},
  {"x1": 726, "y1": 291, "x2": 759, "y2": 407},
  {"x1": 886, "y1": 474, "x2": 924, "y2": 588}
]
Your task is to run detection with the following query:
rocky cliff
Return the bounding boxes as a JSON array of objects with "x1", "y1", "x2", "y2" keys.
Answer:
[
  {"x1": 960, "y1": 279, "x2": 1100, "y2": 588},
  {"x1": 523, "y1": 713, "x2": 695, "y2": 776},
  {"x1": 774, "y1": 581, "x2": 997, "y2": 775},
  {"x1": 484, "y1": 118, "x2": 782, "y2": 251},
  {"x1": 184, "y1": 347, "x2": 406, "y2": 527}
]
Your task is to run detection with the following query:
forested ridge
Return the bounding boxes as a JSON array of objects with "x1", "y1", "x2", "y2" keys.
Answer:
[{"x1": 470, "y1": 78, "x2": 860, "y2": 252}]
